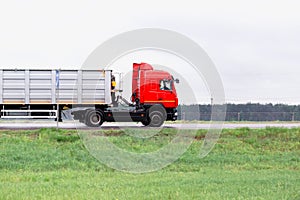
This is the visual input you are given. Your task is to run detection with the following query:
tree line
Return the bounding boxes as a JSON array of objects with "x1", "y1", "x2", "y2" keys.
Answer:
[{"x1": 177, "y1": 103, "x2": 300, "y2": 121}]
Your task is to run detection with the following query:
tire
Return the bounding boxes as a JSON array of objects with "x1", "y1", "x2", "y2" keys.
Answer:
[
  {"x1": 141, "y1": 119, "x2": 150, "y2": 126},
  {"x1": 85, "y1": 110, "x2": 104, "y2": 127},
  {"x1": 148, "y1": 110, "x2": 165, "y2": 127}
]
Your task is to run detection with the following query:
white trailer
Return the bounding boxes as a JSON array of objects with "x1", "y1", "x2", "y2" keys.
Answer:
[{"x1": 0, "y1": 69, "x2": 112, "y2": 121}]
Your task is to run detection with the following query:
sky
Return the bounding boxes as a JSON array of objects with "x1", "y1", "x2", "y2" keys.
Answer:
[{"x1": 0, "y1": 0, "x2": 299, "y2": 105}]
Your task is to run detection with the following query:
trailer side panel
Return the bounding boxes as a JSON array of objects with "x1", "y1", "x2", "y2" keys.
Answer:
[{"x1": 0, "y1": 69, "x2": 112, "y2": 105}]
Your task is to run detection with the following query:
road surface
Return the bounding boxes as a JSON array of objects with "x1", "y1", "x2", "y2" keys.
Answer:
[{"x1": 0, "y1": 120, "x2": 299, "y2": 130}]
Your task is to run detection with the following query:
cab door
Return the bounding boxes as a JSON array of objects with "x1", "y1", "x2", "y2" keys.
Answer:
[
  {"x1": 157, "y1": 79, "x2": 177, "y2": 108},
  {"x1": 142, "y1": 72, "x2": 178, "y2": 108}
]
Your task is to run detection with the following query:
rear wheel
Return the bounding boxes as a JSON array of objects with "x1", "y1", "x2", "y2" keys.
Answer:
[{"x1": 85, "y1": 110, "x2": 104, "y2": 127}]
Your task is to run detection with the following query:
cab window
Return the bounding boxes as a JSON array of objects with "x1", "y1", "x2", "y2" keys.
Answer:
[{"x1": 160, "y1": 79, "x2": 172, "y2": 91}]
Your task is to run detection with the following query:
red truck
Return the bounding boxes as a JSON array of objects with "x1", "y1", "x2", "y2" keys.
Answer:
[
  {"x1": 72, "y1": 63, "x2": 179, "y2": 127},
  {"x1": 0, "y1": 63, "x2": 179, "y2": 127}
]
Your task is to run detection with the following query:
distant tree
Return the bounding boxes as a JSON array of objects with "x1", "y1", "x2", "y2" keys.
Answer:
[{"x1": 177, "y1": 103, "x2": 300, "y2": 121}]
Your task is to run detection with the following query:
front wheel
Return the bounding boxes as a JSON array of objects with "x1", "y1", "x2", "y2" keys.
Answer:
[{"x1": 148, "y1": 110, "x2": 165, "y2": 127}]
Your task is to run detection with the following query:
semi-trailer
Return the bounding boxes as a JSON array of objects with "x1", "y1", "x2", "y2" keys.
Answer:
[{"x1": 0, "y1": 63, "x2": 179, "y2": 127}]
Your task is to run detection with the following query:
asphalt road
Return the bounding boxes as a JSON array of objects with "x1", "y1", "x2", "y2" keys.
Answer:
[{"x1": 0, "y1": 120, "x2": 300, "y2": 130}]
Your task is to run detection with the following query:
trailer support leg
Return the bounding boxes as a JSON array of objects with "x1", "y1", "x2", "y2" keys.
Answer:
[
  {"x1": 58, "y1": 105, "x2": 62, "y2": 122},
  {"x1": 55, "y1": 105, "x2": 62, "y2": 122}
]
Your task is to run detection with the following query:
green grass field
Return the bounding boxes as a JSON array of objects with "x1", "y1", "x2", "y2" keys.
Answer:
[{"x1": 0, "y1": 127, "x2": 299, "y2": 199}]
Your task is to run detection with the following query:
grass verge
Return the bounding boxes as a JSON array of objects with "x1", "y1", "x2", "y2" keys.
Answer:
[{"x1": 0, "y1": 127, "x2": 299, "y2": 199}]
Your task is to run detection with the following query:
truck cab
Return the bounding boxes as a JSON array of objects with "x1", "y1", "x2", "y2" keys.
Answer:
[
  {"x1": 132, "y1": 63, "x2": 178, "y2": 108},
  {"x1": 130, "y1": 63, "x2": 179, "y2": 126}
]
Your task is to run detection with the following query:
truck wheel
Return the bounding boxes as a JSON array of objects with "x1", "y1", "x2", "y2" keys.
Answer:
[
  {"x1": 141, "y1": 120, "x2": 150, "y2": 126},
  {"x1": 85, "y1": 110, "x2": 104, "y2": 127},
  {"x1": 149, "y1": 110, "x2": 165, "y2": 127}
]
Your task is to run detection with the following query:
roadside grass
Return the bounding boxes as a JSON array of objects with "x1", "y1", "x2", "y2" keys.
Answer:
[{"x1": 0, "y1": 127, "x2": 299, "y2": 199}]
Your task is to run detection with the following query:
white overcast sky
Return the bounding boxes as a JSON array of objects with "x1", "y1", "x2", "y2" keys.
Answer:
[{"x1": 0, "y1": 0, "x2": 299, "y2": 105}]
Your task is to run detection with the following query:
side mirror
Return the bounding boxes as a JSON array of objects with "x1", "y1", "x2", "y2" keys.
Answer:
[{"x1": 175, "y1": 78, "x2": 179, "y2": 84}]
